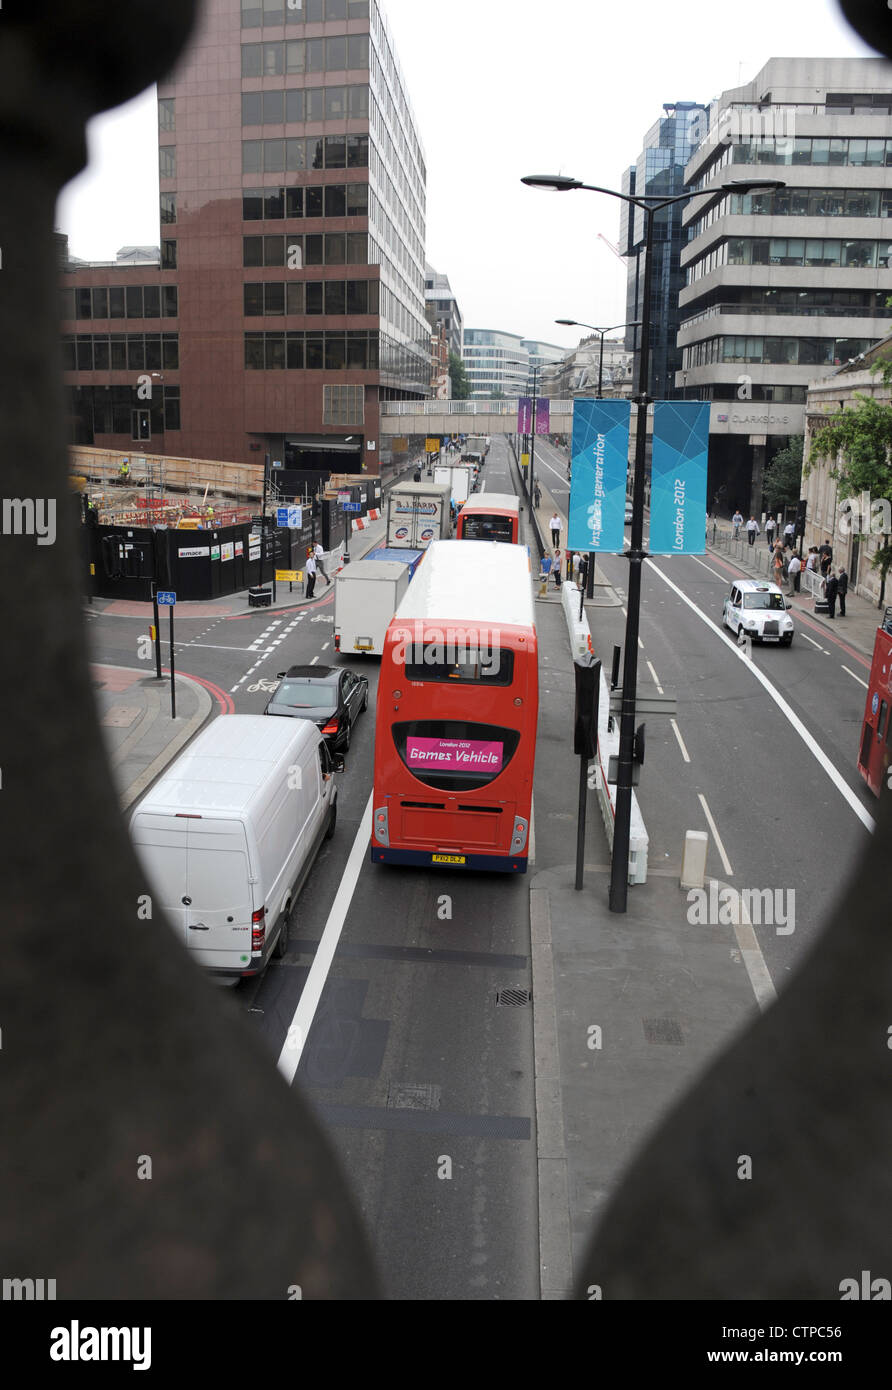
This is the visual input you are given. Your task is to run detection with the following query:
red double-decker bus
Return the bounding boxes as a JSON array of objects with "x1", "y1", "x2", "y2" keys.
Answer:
[
  {"x1": 456, "y1": 493, "x2": 520, "y2": 544},
  {"x1": 371, "y1": 540, "x2": 538, "y2": 872},
  {"x1": 857, "y1": 608, "x2": 892, "y2": 797}
]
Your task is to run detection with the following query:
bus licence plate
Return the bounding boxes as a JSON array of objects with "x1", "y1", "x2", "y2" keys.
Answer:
[{"x1": 432, "y1": 854, "x2": 466, "y2": 865}]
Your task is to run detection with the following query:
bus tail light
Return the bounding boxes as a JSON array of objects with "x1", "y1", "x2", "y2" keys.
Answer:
[
  {"x1": 374, "y1": 806, "x2": 389, "y2": 845},
  {"x1": 251, "y1": 906, "x2": 266, "y2": 953},
  {"x1": 510, "y1": 817, "x2": 529, "y2": 854}
]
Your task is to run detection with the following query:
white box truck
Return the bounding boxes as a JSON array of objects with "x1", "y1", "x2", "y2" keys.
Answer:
[
  {"x1": 386, "y1": 481, "x2": 452, "y2": 548},
  {"x1": 434, "y1": 463, "x2": 473, "y2": 505},
  {"x1": 130, "y1": 714, "x2": 339, "y2": 981},
  {"x1": 334, "y1": 558, "x2": 411, "y2": 656}
]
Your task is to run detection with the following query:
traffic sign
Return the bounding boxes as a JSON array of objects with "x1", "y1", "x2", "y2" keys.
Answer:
[
  {"x1": 276, "y1": 505, "x2": 303, "y2": 529},
  {"x1": 276, "y1": 569, "x2": 303, "y2": 583},
  {"x1": 342, "y1": 502, "x2": 362, "y2": 512},
  {"x1": 425, "y1": 438, "x2": 441, "y2": 453},
  {"x1": 157, "y1": 591, "x2": 177, "y2": 606}
]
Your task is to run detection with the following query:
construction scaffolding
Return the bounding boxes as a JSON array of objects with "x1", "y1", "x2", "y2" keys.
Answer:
[{"x1": 71, "y1": 445, "x2": 265, "y2": 529}]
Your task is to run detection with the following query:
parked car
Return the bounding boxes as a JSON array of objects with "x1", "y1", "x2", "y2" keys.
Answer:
[
  {"x1": 624, "y1": 500, "x2": 634, "y2": 525},
  {"x1": 722, "y1": 580, "x2": 794, "y2": 645},
  {"x1": 264, "y1": 664, "x2": 369, "y2": 751}
]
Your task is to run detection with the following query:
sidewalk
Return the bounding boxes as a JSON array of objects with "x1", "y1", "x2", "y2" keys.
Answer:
[
  {"x1": 93, "y1": 663, "x2": 212, "y2": 810},
  {"x1": 707, "y1": 521, "x2": 883, "y2": 658}
]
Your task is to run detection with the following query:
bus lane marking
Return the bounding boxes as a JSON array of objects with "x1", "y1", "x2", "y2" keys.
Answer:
[{"x1": 698, "y1": 794, "x2": 734, "y2": 877}]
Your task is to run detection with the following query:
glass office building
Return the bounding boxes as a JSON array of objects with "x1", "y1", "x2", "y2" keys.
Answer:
[
  {"x1": 620, "y1": 101, "x2": 708, "y2": 400},
  {"x1": 61, "y1": 0, "x2": 431, "y2": 475}
]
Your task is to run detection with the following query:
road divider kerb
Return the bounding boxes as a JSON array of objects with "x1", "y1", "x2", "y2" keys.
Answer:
[{"x1": 558, "y1": 581, "x2": 649, "y2": 885}]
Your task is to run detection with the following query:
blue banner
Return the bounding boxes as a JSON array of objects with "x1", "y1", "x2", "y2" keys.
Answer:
[
  {"x1": 567, "y1": 399, "x2": 630, "y2": 553},
  {"x1": 649, "y1": 401, "x2": 710, "y2": 555}
]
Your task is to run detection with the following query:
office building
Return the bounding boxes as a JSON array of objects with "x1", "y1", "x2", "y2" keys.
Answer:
[
  {"x1": 462, "y1": 328, "x2": 529, "y2": 398},
  {"x1": 620, "y1": 100, "x2": 709, "y2": 400},
  {"x1": 677, "y1": 58, "x2": 892, "y2": 508},
  {"x1": 60, "y1": 0, "x2": 431, "y2": 477},
  {"x1": 424, "y1": 263, "x2": 463, "y2": 361}
]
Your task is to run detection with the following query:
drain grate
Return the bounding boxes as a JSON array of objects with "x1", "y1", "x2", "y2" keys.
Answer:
[
  {"x1": 642, "y1": 1017, "x2": 684, "y2": 1045},
  {"x1": 387, "y1": 1082, "x2": 441, "y2": 1111},
  {"x1": 495, "y1": 988, "x2": 532, "y2": 1007}
]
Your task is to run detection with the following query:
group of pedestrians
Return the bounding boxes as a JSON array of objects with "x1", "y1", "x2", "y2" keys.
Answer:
[{"x1": 727, "y1": 507, "x2": 852, "y2": 619}]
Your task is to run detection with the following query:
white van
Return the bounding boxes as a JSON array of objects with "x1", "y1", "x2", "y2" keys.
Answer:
[{"x1": 130, "y1": 714, "x2": 340, "y2": 980}]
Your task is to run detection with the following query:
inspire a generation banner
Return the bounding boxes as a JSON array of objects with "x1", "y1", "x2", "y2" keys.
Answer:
[
  {"x1": 649, "y1": 401, "x2": 710, "y2": 555},
  {"x1": 567, "y1": 399, "x2": 630, "y2": 553}
]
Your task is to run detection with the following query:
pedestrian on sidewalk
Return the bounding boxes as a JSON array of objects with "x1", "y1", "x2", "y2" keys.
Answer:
[
  {"x1": 572, "y1": 551, "x2": 582, "y2": 586},
  {"x1": 823, "y1": 568, "x2": 839, "y2": 618},
  {"x1": 837, "y1": 565, "x2": 848, "y2": 616},
  {"x1": 772, "y1": 542, "x2": 786, "y2": 587},
  {"x1": 784, "y1": 520, "x2": 796, "y2": 549},
  {"x1": 553, "y1": 549, "x2": 562, "y2": 590},
  {"x1": 534, "y1": 482, "x2": 541, "y2": 509},
  {"x1": 539, "y1": 551, "x2": 553, "y2": 588},
  {"x1": 732, "y1": 509, "x2": 743, "y2": 540},
  {"x1": 787, "y1": 551, "x2": 801, "y2": 595},
  {"x1": 805, "y1": 547, "x2": 818, "y2": 573},
  {"x1": 765, "y1": 515, "x2": 776, "y2": 548},
  {"x1": 314, "y1": 542, "x2": 330, "y2": 586},
  {"x1": 305, "y1": 551, "x2": 317, "y2": 599},
  {"x1": 819, "y1": 543, "x2": 833, "y2": 576},
  {"x1": 549, "y1": 512, "x2": 561, "y2": 549},
  {"x1": 746, "y1": 516, "x2": 760, "y2": 546}
]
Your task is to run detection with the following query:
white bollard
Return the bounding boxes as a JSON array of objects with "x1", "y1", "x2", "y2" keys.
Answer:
[{"x1": 680, "y1": 830, "x2": 708, "y2": 890}]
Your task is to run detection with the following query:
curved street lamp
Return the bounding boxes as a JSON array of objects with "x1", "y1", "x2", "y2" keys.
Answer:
[{"x1": 525, "y1": 172, "x2": 786, "y2": 912}]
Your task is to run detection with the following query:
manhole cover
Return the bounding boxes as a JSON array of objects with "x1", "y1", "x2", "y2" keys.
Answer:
[
  {"x1": 387, "y1": 1082, "x2": 441, "y2": 1111},
  {"x1": 495, "y1": 988, "x2": 532, "y2": 1007},
  {"x1": 642, "y1": 1017, "x2": 684, "y2": 1045},
  {"x1": 101, "y1": 704, "x2": 141, "y2": 728}
]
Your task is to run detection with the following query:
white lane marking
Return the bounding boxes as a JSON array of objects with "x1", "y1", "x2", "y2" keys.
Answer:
[
  {"x1": 842, "y1": 665, "x2": 869, "y2": 689},
  {"x1": 800, "y1": 631, "x2": 825, "y2": 652},
  {"x1": 727, "y1": 895, "x2": 778, "y2": 1011},
  {"x1": 698, "y1": 793, "x2": 734, "y2": 877},
  {"x1": 689, "y1": 555, "x2": 727, "y2": 582},
  {"x1": 176, "y1": 643, "x2": 259, "y2": 652},
  {"x1": 646, "y1": 660, "x2": 664, "y2": 694},
  {"x1": 277, "y1": 793, "x2": 374, "y2": 1080},
  {"x1": 321, "y1": 642, "x2": 330, "y2": 651},
  {"x1": 647, "y1": 558, "x2": 876, "y2": 834},
  {"x1": 670, "y1": 718, "x2": 691, "y2": 763},
  {"x1": 310, "y1": 655, "x2": 319, "y2": 665}
]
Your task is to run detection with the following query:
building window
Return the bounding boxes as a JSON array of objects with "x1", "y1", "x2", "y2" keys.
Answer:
[
  {"x1": 323, "y1": 384, "x2": 365, "y2": 425},
  {"x1": 159, "y1": 147, "x2": 176, "y2": 180},
  {"x1": 161, "y1": 241, "x2": 177, "y2": 270},
  {"x1": 347, "y1": 34, "x2": 369, "y2": 69},
  {"x1": 162, "y1": 286, "x2": 178, "y2": 317},
  {"x1": 160, "y1": 193, "x2": 177, "y2": 225},
  {"x1": 158, "y1": 98, "x2": 175, "y2": 132}
]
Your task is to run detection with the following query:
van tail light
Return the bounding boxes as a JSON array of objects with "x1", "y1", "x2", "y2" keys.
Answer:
[
  {"x1": 251, "y1": 906, "x2": 266, "y2": 953},
  {"x1": 334, "y1": 634, "x2": 341, "y2": 651},
  {"x1": 322, "y1": 720, "x2": 340, "y2": 735}
]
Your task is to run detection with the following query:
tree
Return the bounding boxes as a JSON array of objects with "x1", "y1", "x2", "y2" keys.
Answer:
[
  {"x1": 762, "y1": 435, "x2": 804, "y2": 511},
  {"x1": 448, "y1": 351, "x2": 470, "y2": 400},
  {"x1": 808, "y1": 395, "x2": 892, "y2": 604}
]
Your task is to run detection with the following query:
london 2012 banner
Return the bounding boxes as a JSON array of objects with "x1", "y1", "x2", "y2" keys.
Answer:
[
  {"x1": 567, "y1": 399, "x2": 630, "y2": 553},
  {"x1": 649, "y1": 401, "x2": 710, "y2": 555}
]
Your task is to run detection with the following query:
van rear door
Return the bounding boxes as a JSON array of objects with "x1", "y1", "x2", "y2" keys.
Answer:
[{"x1": 183, "y1": 818, "x2": 255, "y2": 973}]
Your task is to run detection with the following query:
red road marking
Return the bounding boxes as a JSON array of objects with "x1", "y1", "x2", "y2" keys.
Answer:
[
  {"x1": 162, "y1": 669, "x2": 234, "y2": 714},
  {"x1": 698, "y1": 550, "x2": 870, "y2": 669}
]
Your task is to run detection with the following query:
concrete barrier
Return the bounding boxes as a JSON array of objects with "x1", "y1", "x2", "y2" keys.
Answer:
[{"x1": 559, "y1": 581, "x2": 649, "y2": 884}]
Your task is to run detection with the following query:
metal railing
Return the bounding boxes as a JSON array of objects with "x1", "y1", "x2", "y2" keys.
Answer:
[{"x1": 380, "y1": 399, "x2": 575, "y2": 416}]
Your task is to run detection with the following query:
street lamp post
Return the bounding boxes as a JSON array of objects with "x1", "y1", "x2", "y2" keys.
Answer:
[{"x1": 526, "y1": 173, "x2": 785, "y2": 911}]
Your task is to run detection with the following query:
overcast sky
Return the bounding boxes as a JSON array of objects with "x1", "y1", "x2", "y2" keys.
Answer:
[{"x1": 56, "y1": 0, "x2": 879, "y2": 351}]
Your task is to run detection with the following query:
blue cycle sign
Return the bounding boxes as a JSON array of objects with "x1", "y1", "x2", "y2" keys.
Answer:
[{"x1": 157, "y1": 591, "x2": 177, "y2": 606}]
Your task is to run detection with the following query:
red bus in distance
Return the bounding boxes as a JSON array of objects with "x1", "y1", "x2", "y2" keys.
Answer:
[
  {"x1": 456, "y1": 493, "x2": 520, "y2": 545},
  {"x1": 858, "y1": 607, "x2": 892, "y2": 796},
  {"x1": 372, "y1": 540, "x2": 538, "y2": 872}
]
